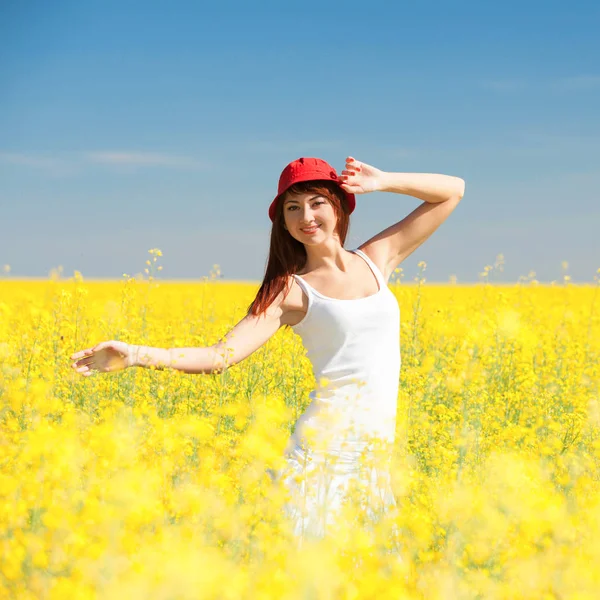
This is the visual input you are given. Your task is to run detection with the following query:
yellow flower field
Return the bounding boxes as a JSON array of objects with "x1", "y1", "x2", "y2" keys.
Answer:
[{"x1": 1, "y1": 252, "x2": 599, "y2": 599}]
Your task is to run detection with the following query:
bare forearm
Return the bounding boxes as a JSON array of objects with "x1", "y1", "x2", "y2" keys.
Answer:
[
  {"x1": 128, "y1": 344, "x2": 226, "y2": 374},
  {"x1": 378, "y1": 172, "x2": 465, "y2": 204}
]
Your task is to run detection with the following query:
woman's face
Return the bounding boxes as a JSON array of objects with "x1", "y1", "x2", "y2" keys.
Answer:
[{"x1": 282, "y1": 191, "x2": 338, "y2": 244}]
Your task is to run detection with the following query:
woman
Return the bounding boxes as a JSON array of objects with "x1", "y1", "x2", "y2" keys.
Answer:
[{"x1": 70, "y1": 156, "x2": 465, "y2": 547}]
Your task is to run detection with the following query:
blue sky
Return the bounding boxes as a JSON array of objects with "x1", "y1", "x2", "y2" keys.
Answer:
[{"x1": 1, "y1": 0, "x2": 599, "y2": 283}]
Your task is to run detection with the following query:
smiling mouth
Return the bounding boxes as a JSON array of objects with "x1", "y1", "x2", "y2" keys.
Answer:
[{"x1": 301, "y1": 225, "x2": 320, "y2": 233}]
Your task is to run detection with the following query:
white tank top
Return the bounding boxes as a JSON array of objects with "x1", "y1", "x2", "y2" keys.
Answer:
[{"x1": 288, "y1": 248, "x2": 401, "y2": 452}]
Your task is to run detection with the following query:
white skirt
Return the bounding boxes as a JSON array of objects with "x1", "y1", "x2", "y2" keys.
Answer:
[{"x1": 268, "y1": 436, "x2": 402, "y2": 551}]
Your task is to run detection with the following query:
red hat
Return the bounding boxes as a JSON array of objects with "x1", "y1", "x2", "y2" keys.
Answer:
[{"x1": 268, "y1": 157, "x2": 356, "y2": 222}]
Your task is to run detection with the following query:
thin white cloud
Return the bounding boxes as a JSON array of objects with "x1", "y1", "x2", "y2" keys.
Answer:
[
  {"x1": 85, "y1": 151, "x2": 209, "y2": 169},
  {"x1": 0, "y1": 153, "x2": 66, "y2": 168},
  {"x1": 0, "y1": 150, "x2": 210, "y2": 175},
  {"x1": 0, "y1": 152, "x2": 77, "y2": 176}
]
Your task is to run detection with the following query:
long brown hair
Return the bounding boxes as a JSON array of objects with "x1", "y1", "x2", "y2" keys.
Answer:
[{"x1": 246, "y1": 180, "x2": 351, "y2": 325}]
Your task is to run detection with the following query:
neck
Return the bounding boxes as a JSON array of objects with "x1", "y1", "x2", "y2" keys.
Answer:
[{"x1": 302, "y1": 240, "x2": 352, "y2": 274}]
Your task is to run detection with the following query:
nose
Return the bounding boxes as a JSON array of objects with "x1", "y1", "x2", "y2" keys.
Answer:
[{"x1": 300, "y1": 205, "x2": 317, "y2": 223}]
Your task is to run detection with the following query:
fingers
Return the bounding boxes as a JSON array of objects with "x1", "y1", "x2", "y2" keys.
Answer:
[
  {"x1": 341, "y1": 162, "x2": 361, "y2": 178},
  {"x1": 339, "y1": 182, "x2": 358, "y2": 193},
  {"x1": 71, "y1": 356, "x2": 93, "y2": 371},
  {"x1": 70, "y1": 341, "x2": 109, "y2": 360},
  {"x1": 70, "y1": 347, "x2": 95, "y2": 375},
  {"x1": 70, "y1": 348, "x2": 94, "y2": 360},
  {"x1": 69, "y1": 345, "x2": 118, "y2": 376},
  {"x1": 71, "y1": 363, "x2": 92, "y2": 376},
  {"x1": 72, "y1": 357, "x2": 93, "y2": 367}
]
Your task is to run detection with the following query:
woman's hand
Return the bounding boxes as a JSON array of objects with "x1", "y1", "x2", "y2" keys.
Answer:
[
  {"x1": 70, "y1": 341, "x2": 133, "y2": 376},
  {"x1": 338, "y1": 156, "x2": 386, "y2": 194}
]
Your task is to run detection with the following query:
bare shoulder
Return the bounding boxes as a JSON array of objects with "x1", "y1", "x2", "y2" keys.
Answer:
[
  {"x1": 356, "y1": 243, "x2": 392, "y2": 282},
  {"x1": 278, "y1": 275, "x2": 307, "y2": 327},
  {"x1": 260, "y1": 275, "x2": 305, "y2": 323}
]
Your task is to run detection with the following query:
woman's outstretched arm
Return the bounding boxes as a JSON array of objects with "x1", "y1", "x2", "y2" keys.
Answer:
[
  {"x1": 71, "y1": 341, "x2": 223, "y2": 376},
  {"x1": 71, "y1": 287, "x2": 289, "y2": 377},
  {"x1": 128, "y1": 345, "x2": 226, "y2": 374},
  {"x1": 130, "y1": 302, "x2": 286, "y2": 375}
]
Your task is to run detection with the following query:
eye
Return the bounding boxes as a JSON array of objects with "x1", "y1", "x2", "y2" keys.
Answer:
[{"x1": 287, "y1": 201, "x2": 325, "y2": 211}]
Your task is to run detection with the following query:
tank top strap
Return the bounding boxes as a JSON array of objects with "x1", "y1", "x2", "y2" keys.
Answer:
[
  {"x1": 351, "y1": 248, "x2": 387, "y2": 287},
  {"x1": 291, "y1": 273, "x2": 313, "y2": 298}
]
